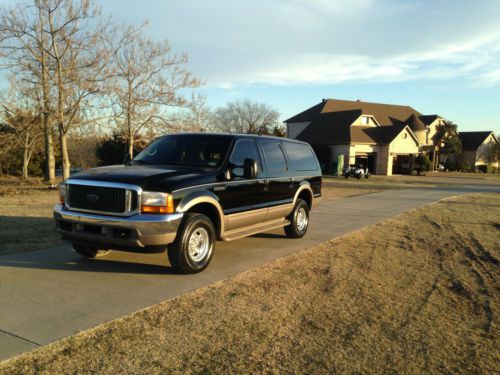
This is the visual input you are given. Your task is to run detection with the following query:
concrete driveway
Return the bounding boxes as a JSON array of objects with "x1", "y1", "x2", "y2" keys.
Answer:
[{"x1": 1, "y1": 184, "x2": 498, "y2": 360}]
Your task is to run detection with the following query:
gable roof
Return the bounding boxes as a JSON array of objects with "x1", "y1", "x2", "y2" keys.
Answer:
[
  {"x1": 285, "y1": 99, "x2": 423, "y2": 126},
  {"x1": 405, "y1": 114, "x2": 426, "y2": 131},
  {"x1": 418, "y1": 115, "x2": 440, "y2": 126},
  {"x1": 291, "y1": 110, "x2": 361, "y2": 144},
  {"x1": 295, "y1": 116, "x2": 417, "y2": 146},
  {"x1": 459, "y1": 131, "x2": 497, "y2": 151}
]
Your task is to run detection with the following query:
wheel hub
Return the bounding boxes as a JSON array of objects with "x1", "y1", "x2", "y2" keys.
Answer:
[
  {"x1": 188, "y1": 227, "x2": 210, "y2": 262},
  {"x1": 296, "y1": 207, "x2": 308, "y2": 231}
]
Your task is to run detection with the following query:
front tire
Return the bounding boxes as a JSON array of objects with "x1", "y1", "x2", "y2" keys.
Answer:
[
  {"x1": 72, "y1": 244, "x2": 112, "y2": 258},
  {"x1": 285, "y1": 199, "x2": 310, "y2": 238},
  {"x1": 167, "y1": 213, "x2": 216, "y2": 274}
]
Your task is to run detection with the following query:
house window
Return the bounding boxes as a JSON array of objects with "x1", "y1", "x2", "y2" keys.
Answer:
[{"x1": 361, "y1": 116, "x2": 369, "y2": 125}]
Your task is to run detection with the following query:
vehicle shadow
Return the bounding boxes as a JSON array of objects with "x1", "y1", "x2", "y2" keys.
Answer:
[
  {"x1": 0, "y1": 215, "x2": 177, "y2": 275},
  {"x1": 0, "y1": 250, "x2": 178, "y2": 275},
  {"x1": 251, "y1": 232, "x2": 285, "y2": 239},
  {"x1": 0, "y1": 251, "x2": 178, "y2": 275}
]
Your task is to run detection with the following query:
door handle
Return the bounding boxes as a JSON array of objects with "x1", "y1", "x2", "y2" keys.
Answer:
[{"x1": 257, "y1": 179, "x2": 269, "y2": 191}]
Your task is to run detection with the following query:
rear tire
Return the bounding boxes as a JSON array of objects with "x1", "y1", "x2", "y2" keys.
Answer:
[
  {"x1": 285, "y1": 199, "x2": 310, "y2": 238},
  {"x1": 356, "y1": 173, "x2": 362, "y2": 180},
  {"x1": 72, "y1": 244, "x2": 112, "y2": 258},
  {"x1": 167, "y1": 213, "x2": 216, "y2": 274}
]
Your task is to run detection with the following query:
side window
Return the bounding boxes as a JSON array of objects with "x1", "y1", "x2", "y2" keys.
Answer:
[
  {"x1": 282, "y1": 142, "x2": 319, "y2": 171},
  {"x1": 260, "y1": 141, "x2": 288, "y2": 177},
  {"x1": 229, "y1": 140, "x2": 262, "y2": 178}
]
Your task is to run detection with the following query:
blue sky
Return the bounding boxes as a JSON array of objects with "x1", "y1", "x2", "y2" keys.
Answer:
[{"x1": 3, "y1": 0, "x2": 500, "y2": 132}]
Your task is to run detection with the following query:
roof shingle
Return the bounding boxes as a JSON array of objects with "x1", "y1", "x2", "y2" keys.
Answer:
[{"x1": 459, "y1": 131, "x2": 496, "y2": 151}]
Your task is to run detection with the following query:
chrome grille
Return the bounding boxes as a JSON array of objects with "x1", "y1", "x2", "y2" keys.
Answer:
[{"x1": 65, "y1": 180, "x2": 140, "y2": 216}]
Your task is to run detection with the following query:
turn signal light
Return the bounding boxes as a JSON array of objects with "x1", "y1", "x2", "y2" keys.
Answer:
[{"x1": 141, "y1": 192, "x2": 174, "y2": 214}]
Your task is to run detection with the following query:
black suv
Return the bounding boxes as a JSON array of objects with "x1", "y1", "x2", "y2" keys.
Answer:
[{"x1": 54, "y1": 133, "x2": 322, "y2": 273}]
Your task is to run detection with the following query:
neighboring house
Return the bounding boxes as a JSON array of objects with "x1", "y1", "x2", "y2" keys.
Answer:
[
  {"x1": 459, "y1": 131, "x2": 499, "y2": 171},
  {"x1": 285, "y1": 98, "x2": 447, "y2": 175}
]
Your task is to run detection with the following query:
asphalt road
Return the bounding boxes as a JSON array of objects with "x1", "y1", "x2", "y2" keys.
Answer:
[{"x1": 1, "y1": 184, "x2": 498, "y2": 361}]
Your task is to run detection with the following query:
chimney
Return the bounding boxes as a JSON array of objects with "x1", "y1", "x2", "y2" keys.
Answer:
[
  {"x1": 322, "y1": 98, "x2": 326, "y2": 102},
  {"x1": 356, "y1": 99, "x2": 361, "y2": 102}
]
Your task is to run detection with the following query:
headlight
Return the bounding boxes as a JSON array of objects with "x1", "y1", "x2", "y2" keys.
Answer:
[
  {"x1": 59, "y1": 184, "x2": 66, "y2": 204},
  {"x1": 141, "y1": 191, "x2": 174, "y2": 214}
]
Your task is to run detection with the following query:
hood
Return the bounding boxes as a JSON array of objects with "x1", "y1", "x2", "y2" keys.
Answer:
[{"x1": 67, "y1": 164, "x2": 214, "y2": 191}]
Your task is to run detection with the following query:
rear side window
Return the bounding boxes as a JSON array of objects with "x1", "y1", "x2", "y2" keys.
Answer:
[
  {"x1": 282, "y1": 142, "x2": 318, "y2": 171},
  {"x1": 260, "y1": 140, "x2": 288, "y2": 177},
  {"x1": 229, "y1": 140, "x2": 263, "y2": 178}
]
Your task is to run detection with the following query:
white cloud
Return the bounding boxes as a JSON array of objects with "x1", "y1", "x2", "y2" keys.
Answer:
[{"x1": 99, "y1": 0, "x2": 500, "y2": 88}]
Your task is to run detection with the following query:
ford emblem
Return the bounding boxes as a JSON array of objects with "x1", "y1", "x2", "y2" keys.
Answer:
[{"x1": 87, "y1": 194, "x2": 99, "y2": 202}]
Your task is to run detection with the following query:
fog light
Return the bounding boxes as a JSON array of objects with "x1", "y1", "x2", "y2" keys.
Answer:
[{"x1": 75, "y1": 223, "x2": 84, "y2": 231}]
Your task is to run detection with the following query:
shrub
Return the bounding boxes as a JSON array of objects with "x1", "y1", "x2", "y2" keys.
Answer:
[
  {"x1": 414, "y1": 154, "x2": 431, "y2": 175},
  {"x1": 487, "y1": 164, "x2": 497, "y2": 174},
  {"x1": 461, "y1": 161, "x2": 471, "y2": 172}
]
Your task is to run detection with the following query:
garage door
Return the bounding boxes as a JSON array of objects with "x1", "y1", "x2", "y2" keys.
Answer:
[
  {"x1": 392, "y1": 155, "x2": 411, "y2": 174},
  {"x1": 355, "y1": 153, "x2": 377, "y2": 174}
]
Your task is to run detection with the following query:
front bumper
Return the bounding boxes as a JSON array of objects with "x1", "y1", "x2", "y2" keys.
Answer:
[{"x1": 53, "y1": 204, "x2": 183, "y2": 250}]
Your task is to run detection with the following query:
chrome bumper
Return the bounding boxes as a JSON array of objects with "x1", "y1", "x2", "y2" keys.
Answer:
[{"x1": 53, "y1": 204, "x2": 183, "y2": 249}]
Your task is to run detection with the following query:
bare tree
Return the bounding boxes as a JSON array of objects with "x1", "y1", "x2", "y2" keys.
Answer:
[
  {"x1": 166, "y1": 94, "x2": 212, "y2": 132},
  {"x1": 0, "y1": 0, "x2": 110, "y2": 180},
  {"x1": 102, "y1": 23, "x2": 202, "y2": 157},
  {"x1": 40, "y1": 0, "x2": 110, "y2": 179},
  {"x1": 0, "y1": 89, "x2": 43, "y2": 179},
  {"x1": 0, "y1": 0, "x2": 56, "y2": 183},
  {"x1": 211, "y1": 99, "x2": 281, "y2": 134}
]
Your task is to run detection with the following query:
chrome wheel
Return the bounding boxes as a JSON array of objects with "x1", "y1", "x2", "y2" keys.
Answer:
[
  {"x1": 188, "y1": 227, "x2": 210, "y2": 262},
  {"x1": 296, "y1": 207, "x2": 308, "y2": 232}
]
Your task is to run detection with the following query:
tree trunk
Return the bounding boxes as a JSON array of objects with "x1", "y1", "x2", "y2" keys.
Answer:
[
  {"x1": 127, "y1": 81, "x2": 133, "y2": 158},
  {"x1": 59, "y1": 127, "x2": 71, "y2": 180},
  {"x1": 40, "y1": 13, "x2": 56, "y2": 184},
  {"x1": 49, "y1": 9, "x2": 70, "y2": 180},
  {"x1": 22, "y1": 147, "x2": 29, "y2": 179},
  {"x1": 43, "y1": 114, "x2": 56, "y2": 184},
  {"x1": 128, "y1": 133, "x2": 134, "y2": 159}
]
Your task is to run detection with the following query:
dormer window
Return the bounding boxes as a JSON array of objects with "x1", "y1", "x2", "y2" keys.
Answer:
[{"x1": 361, "y1": 116, "x2": 369, "y2": 125}]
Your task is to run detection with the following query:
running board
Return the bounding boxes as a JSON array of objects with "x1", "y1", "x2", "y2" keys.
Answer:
[{"x1": 221, "y1": 218, "x2": 290, "y2": 242}]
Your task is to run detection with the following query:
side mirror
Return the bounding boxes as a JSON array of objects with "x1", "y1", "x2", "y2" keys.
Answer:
[
  {"x1": 243, "y1": 158, "x2": 258, "y2": 179},
  {"x1": 123, "y1": 152, "x2": 132, "y2": 165}
]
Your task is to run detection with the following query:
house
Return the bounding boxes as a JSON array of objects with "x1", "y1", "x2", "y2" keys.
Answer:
[
  {"x1": 459, "y1": 131, "x2": 499, "y2": 171},
  {"x1": 285, "y1": 99, "x2": 447, "y2": 175}
]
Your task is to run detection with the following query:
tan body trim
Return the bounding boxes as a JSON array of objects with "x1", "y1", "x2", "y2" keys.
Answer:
[
  {"x1": 293, "y1": 184, "x2": 314, "y2": 207},
  {"x1": 177, "y1": 195, "x2": 226, "y2": 235},
  {"x1": 176, "y1": 183, "x2": 317, "y2": 242},
  {"x1": 225, "y1": 207, "x2": 267, "y2": 231}
]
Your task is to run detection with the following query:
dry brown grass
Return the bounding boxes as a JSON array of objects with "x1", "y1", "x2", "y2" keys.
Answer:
[
  {"x1": 0, "y1": 189, "x2": 62, "y2": 255},
  {"x1": 1, "y1": 193, "x2": 498, "y2": 374},
  {"x1": 0, "y1": 176, "x2": 59, "y2": 196}
]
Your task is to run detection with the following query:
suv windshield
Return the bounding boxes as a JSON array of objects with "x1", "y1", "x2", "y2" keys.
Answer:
[{"x1": 133, "y1": 134, "x2": 232, "y2": 168}]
